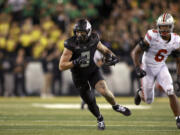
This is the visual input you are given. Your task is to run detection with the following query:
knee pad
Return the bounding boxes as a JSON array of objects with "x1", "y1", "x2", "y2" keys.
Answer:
[
  {"x1": 143, "y1": 87, "x2": 154, "y2": 104},
  {"x1": 163, "y1": 84, "x2": 174, "y2": 95},
  {"x1": 166, "y1": 89, "x2": 174, "y2": 96},
  {"x1": 145, "y1": 98, "x2": 153, "y2": 104}
]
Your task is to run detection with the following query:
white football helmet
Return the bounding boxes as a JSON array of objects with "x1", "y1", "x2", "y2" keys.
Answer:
[{"x1": 156, "y1": 13, "x2": 174, "y2": 36}]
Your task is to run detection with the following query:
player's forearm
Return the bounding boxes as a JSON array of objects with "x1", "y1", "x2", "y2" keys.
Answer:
[
  {"x1": 131, "y1": 44, "x2": 144, "y2": 67},
  {"x1": 97, "y1": 42, "x2": 116, "y2": 57},
  {"x1": 59, "y1": 61, "x2": 74, "y2": 71},
  {"x1": 131, "y1": 49, "x2": 141, "y2": 67},
  {"x1": 104, "y1": 49, "x2": 116, "y2": 56}
]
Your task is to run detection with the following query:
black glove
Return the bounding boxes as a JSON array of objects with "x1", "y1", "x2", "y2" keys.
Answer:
[
  {"x1": 103, "y1": 54, "x2": 120, "y2": 66},
  {"x1": 73, "y1": 56, "x2": 88, "y2": 67},
  {"x1": 174, "y1": 75, "x2": 180, "y2": 92},
  {"x1": 135, "y1": 66, "x2": 146, "y2": 78}
]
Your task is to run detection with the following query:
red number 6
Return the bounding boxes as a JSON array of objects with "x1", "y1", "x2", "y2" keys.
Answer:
[{"x1": 154, "y1": 49, "x2": 167, "y2": 62}]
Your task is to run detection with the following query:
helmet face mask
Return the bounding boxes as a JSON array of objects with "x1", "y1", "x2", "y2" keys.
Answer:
[
  {"x1": 76, "y1": 30, "x2": 89, "y2": 42},
  {"x1": 156, "y1": 13, "x2": 174, "y2": 37},
  {"x1": 73, "y1": 19, "x2": 92, "y2": 43},
  {"x1": 158, "y1": 25, "x2": 172, "y2": 37}
]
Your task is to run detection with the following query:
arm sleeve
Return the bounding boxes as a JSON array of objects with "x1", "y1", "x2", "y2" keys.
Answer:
[
  {"x1": 174, "y1": 36, "x2": 180, "y2": 50},
  {"x1": 138, "y1": 37, "x2": 150, "y2": 51},
  {"x1": 171, "y1": 49, "x2": 180, "y2": 58},
  {"x1": 64, "y1": 40, "x2": 74, "y2": 51},
  {"x1": 172, "y1": 36, "x2": 180, "y2": 57}
]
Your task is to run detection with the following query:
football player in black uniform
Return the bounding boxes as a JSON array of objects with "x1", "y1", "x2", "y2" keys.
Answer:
[{"x1": 59, "y1": 19, "x2": 131, "y2": 130}]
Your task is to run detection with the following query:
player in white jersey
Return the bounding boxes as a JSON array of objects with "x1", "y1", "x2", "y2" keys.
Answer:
[{"x1": 131, "y1": 13, "x2": 180, "y2": 129}]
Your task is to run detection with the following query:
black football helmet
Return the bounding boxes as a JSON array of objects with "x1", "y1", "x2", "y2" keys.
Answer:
[{"x1": 73, "y1": 19, "x2": 92, "y2": 42}]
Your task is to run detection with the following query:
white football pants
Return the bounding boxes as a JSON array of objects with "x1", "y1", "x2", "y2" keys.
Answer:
[{"x1": 141, "y1": 64, "x2": 174, "y2": 104}]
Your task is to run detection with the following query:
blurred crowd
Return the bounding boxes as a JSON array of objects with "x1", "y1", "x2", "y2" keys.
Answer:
[{"x1": 0, "y1": 0, "x2": 179, "y2": 97}]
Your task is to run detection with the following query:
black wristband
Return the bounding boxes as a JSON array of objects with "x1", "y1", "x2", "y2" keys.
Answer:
[{"x1": 139, "y1": 38, "x2": 149, "y2": 51}]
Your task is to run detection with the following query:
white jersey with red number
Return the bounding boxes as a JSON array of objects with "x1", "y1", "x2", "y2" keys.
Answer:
[
  {"x1": 140, "y1": 29, "x2": 180, "y2": 104},
  {"x1": 142, "y1": 29, "x2": 180, "y2": 67}
]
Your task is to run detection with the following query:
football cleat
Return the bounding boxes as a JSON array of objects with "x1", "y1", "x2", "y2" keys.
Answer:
[
  {"x1": 97, "y1": 115, "x2": 105, "y2": 130},
  {"x1": 112, "y1": 104, "x2": 131, "y2": 116},
  {"x1": 97, "y1": 121, "x2": 105, "y2": 130},
  {"x1": 176, "y1": 116, "x2": 180, "y2": 129},
  {"x1": 134, "y1": 88, "x2": 142, "y2": 105}
]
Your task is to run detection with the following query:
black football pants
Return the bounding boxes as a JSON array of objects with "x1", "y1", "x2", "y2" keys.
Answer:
[
  {"x1": 72, "y1": 69, "x2": 104, "y2": 118},
  {"x1": 79, "y1": 82, "x2": 101, "y2": 118}
]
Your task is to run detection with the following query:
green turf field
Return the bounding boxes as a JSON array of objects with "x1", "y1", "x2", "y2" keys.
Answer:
[{"x1": 0, "y1": 97, "x2": 180, "y2": 135}]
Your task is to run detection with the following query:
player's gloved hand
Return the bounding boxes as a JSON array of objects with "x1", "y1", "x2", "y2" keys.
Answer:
[
  {"x1": 135, "y1": 66, "x2": 146, "y2": 78},
  {"x1": 103, "y1": 54, "x2": 120, "y2": 66},
  {"x1": 73, "y1": 56, "x2": 88, "y2": 67},
  {"x1": 174, "y1": 75, "x2": 180, "y2": 92}
]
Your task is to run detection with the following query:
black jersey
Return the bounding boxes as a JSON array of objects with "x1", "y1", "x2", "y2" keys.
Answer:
[{"x1": 64, "y1": 32, "x2": 100, "y2": 78}]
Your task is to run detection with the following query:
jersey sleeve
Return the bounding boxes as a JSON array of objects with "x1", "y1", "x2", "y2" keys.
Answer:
[
  {"x1": 91, "y1": 32, "x2": 100, "y2": 47},
  {"x1": 170, "y1": 34, "x2": 180, "y2": 57},
  {"x1": 64, "y1": 40, "x2": 74, "y2": 51},
  {"x1": 144, "y1": 30, "x2": 153, "y2": 45},
  {"x1": 174, "y1": 35, "x2": 180, "y2": 50}
]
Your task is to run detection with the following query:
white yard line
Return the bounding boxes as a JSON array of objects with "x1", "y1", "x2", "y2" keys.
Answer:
[{"x1": 32, "y1": 103, "x2": 151, "y2": 110}]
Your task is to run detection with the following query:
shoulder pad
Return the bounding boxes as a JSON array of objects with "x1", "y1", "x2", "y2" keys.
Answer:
[
  {"x1": 144, "y1": 29, "x2": 157, "y2": 44},
  {"x1": 90, "y1": 32, "x2": 100, "y2": 44},
  {"x1": 145, "y1": 30, "x2": 153, "y2": 42},
  {"x1": 64, "y1": 37, "x2": 76, "y2": 51}
]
